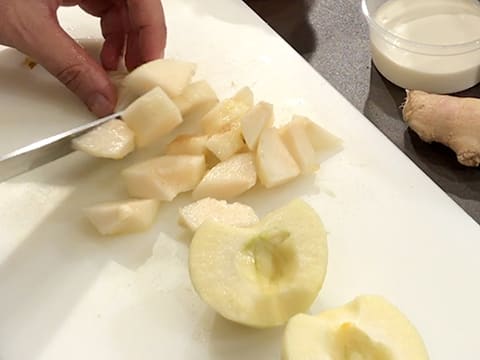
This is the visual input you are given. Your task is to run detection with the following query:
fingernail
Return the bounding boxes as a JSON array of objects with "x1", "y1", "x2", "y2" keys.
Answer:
[{"x1": 88, "y1": 93, "x2": 113, "y2": 117}]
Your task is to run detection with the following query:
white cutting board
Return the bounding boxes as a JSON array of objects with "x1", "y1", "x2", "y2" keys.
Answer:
[{"x1": 0, "y1": 1, "x2": 479, "y2": 359}]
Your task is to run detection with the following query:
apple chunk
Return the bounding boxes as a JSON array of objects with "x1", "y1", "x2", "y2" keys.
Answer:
[
  {"x1": 206, "y1": 121, "x2": 245, "y2": 161},
  {"x1": 179, "y1": 197, "x2": 259, "y2": 232},
  {"x1": 189, "y1": 199, "x2": 328, "y2": 328},
  {"x1": 295, "y1": 115, "x2": 342, "y2": 154},
  {"x1": 72, "y1": 120, "x2": 134, "y2": 159},
  {"x1": 122, "y1": 87, "x2": 183, "y2": 147},
  {"x1": 283, "y1": 295, "x2": 429, "y2": 360},
  {"x1": 241, "y1": 101, "x2": 274, "y2": 150},
  {"x1": 201, "y1": 87, "x2": 254, "y2": 135},
  {"x1": 165, "y1": 134, "x2": 208, "y2": 155},
  {"x1": 123, "y1": 155, "x2": 206, "y2": 201},
  {"x1": 256, "y1": 127, "x2": 300, "y2": 188},
  {"x1": 172, "y1": 80, "x2": 219, "y2": 117},
  {"x1": 84, "y1": 199, "x2": 159, "y2": 235},
  {"x1": 192, "y1": 153, "x2": 256, "y2": 200},
  {"x1": 232, "y1": 86, "x2": 254, "y2": 107},
  {"x1": 122, "y1": 58, "x2": 196, "y2": 98},
  {"x1": 280, "y1": 117, "x2": 318, "y2": 174}
]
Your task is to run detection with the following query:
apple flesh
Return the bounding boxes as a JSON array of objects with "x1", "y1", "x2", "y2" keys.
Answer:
[
  {"x1": 189, "y1": 199, "x2": 328, "y2": 328},
  {"x1": 72, "y1": 120, "x2": 134, "y2": 159},
  {"x1": 256, "y1": 127, "x2": 300, "y2": 188},
  {"x1": 122, "y1": 58, "x2": 196, "y2": 98},
  {"x1": 282, "y1": 295, "x2": 429, "y2": 360},
  {"x1": 206, "y1": 121, "x2": 245, "y2": 161},
  {"x1": 232, "y1": 86, "x2": 254, "y2": 107},
  {"x1": 295, "y1": 115, "x2": 342, "y2": 154},
  {"x1": 172, "y1": 80, "x2": 219, "y2": 118},
  {"x1": 192, "y1": 153, "x2": 256, "y2": 200},
  {"x1": 122, "y1": 87, "x2": 183, "y2": 148},
  {"x1": 280, "y1": 117, "x2": 318, "y2": 174},
  {"x1": 179, "y1": 197, "x2": 259, "y2": 232},
  {"x1": 200, "y1": 88, "x2": 254, "y2": 135},
  {"x1": 165, "y1": 134, "x2": 208, "y2": 155},
  {"x1": 122, "y1": 155, "x2": 206, "y2": 201},
  {"x1": 241, "y1": 101, "x2": 274, "y2": 150},
  {"x1": 84, "y1": 199, "x2": 159, "y2": 235}
]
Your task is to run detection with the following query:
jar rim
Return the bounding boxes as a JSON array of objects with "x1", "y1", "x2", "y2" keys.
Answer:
[{"x1": 361, "y1": 0, "x2": 480, "y2": 55}]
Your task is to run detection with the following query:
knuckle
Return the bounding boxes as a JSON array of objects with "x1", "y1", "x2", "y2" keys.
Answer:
[{"x1": 55, "y1": 63, "x2": 85, "y2": 91}]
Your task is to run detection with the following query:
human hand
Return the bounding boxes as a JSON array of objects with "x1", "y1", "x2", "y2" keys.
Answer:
[{"x1": 0, "y1": 0, "x2": 167, "y2": 116}]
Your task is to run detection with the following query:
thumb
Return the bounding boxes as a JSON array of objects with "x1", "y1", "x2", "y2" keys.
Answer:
[{"x1": 21, "y1": 18, "x2": 117, "y2": 117}]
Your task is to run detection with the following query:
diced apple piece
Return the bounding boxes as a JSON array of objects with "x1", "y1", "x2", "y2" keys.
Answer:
[
  {"x1": 172, "y1": 80, "x2": 219, "y2": 118},
  {"x1": 72, "y1": 120, "x2": 134, "y2": 159},
  {"x1": 280, "y1": 117, "x2": 319, "y2": 174},
  {"x1": 84, "y1": 199, "x2": 159, "y2": 235},
  {"x1": 123, "y1": 155, "x2": 206, "y2": 201},
  {"x1": 295, "y1": 115, "x2": 342, "y2": 153},
  {"x1": 122, "y1": 87, "x2": 183, "y2": 147},
  {"x1": 241, "y1": 101, "x2": 274, "y2": 150},
  {"x1": 232, "y1": 87, "x2": 254, "y2": 107},
  {"x1": 179, "y1": 198, "x2": 259, "y2": 232},
  {"x1": 165, "y1": 134, "x2": 208, "y2": 155},
  {"x1": 256, "y1": 128, "x2": 300, "y2": 188},
  {"x1": 192, "y1": 153, "x2": 256, "y2": 200},
  {"x1": 206, "y1": 121, "x2": 245, "y2": 161},
  {"x1": 201, "y1": 99, "x2": 252, "y2": 135},
  {"x1": 122, "y1": 59, "x2": 196, "y2": 98}
]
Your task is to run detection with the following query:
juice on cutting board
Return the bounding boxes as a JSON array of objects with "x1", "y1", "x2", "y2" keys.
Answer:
[{"x1": 370, "y1": 0, "x2": 480, "y2": 93}]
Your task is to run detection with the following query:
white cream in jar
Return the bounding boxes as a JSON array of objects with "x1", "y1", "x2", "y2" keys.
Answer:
[{"x1": 367, "y1": 0, "x2": 480, "y2": 93}]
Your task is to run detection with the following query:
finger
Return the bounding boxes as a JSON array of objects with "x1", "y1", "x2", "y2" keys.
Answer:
[
  {"x1": 77, "y1": 0, "x2": 113, "y2": 17},
  {"x1": 126, "y1": 0, "x2": 167, "y2": 68},
  {"x1": 23, "y1": 18, "x2": 116, "y2": 116},
  {"x1": 100, "y1": 4, "x2": 126, "y2": 70}
]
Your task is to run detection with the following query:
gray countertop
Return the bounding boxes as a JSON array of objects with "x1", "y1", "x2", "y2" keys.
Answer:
[{"x1": 246, "y1": 0, "x2": 480, "y2": 224}]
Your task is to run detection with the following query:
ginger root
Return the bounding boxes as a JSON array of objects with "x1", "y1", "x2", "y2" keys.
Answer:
[{"x1": 402, "y1": 90, "x2": 480, "y2": 167}]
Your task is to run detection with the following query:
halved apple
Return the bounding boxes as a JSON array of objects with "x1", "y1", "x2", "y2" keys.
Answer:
[
  {"x1": 206, "y1": 121, "x2": 245, "y2": 161},
  {"x1": 201, "y1": 87, "x2": 254, "y2": 134},
  {"x1": 241, "y1": 101, "x2": 274, "y2": 150},
  {"x1": 294, "y1": 115, "x2": 342, "y2": 154},
  {"x1": 172, "y1": 80, "x2": 219, "y2": 118},
  {"x1": 84, "y1": 199, "x2": 159, "y2": 235},
  {"x1": 282, "y1": 295, "x2": 429, "y2": 360},
  {"x1": 279, "y1": 117, "x2": 318, "y2": 174},
  {"x1": 123, "y1": 155, "x2": 206, "y2": 201},
  {"x1": 165, "y1": 134, "x2": 208, "y2": 155},
  {"x1": 179, "y1": 197, "x2": 259, "y2": 232},
  {"x1": 256, "y1": 127, "x2": 300, "y2": 188},
  {"x1": 122, "y1": 87, "x2": 183, "y2": 147},
  {"x1": 122, "y1": 58, "x2": 196, "y2": 98},
  {"x1": 72, "y1": 120, "x2": 134, "y2": 159},
  {"x1": 189, "y1": 199, "x2": 328, "y2": 328},
  {"x1": 192, "y1": 153, "x2": 256, "y2": 200}
]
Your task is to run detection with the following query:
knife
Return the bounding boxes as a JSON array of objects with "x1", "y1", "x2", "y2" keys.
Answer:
[{"x1": 0, "y1": 112, "x2": 123, "y2": 182}]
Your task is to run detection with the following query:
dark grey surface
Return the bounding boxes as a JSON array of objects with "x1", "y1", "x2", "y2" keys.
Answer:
[{"x1": 246, "y1": 0, "x2": 480, "y2": 224}]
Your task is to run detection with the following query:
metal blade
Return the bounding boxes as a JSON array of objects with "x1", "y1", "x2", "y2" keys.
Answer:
[{"x1": 0, "y1": 112, "x2": 123, "y2": 182}]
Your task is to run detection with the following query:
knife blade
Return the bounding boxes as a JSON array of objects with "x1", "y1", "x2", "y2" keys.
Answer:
[{"x1": 0, "y1": 112, "x2": 123, "y2": 182}]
